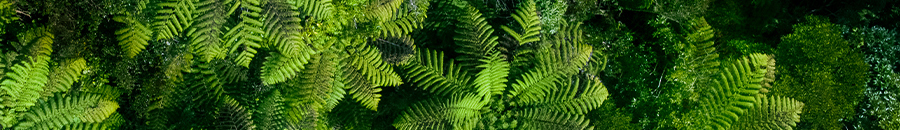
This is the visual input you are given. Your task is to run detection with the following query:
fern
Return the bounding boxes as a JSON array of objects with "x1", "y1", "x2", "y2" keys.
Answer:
[
  {"x1": 523, "y1": 74, "x2": 608, "y2": 115},
  {"x1": 295, "y1": 0, "x2": 334, "y2": 21},
  {"x1": 255, "y1": 90, "x2": 300, "y2": 130},
  {"x1": 216, "y1": 96, "x2": 255, "y2": 130},
  {"x1": 113, "y1": 15, "x2": 152, "y2": 58},
  {"x1": 190, "y1": 0, "x2": 237, "y2": 62},
  {"x1": 472, "y1": 51, "x2": 509, "y2": 99},
  {"x1": 345, "y1": 37, "x2": 403, "y2": 87},
  {"x1": 151, "y1": 0, "x2": 195, "y2": 39},
  {"x1": 510, "y1": 31, "x2": 592, "y2": 105},
  {"x1": 729, "y1": 95, "x2": 804, "y2": 130},
  {"x1": 280, "y1": 48, "x2": 339, "y2": 112},
  {"x1": 694, "y1": 53, "x2": 768, "y2": 129},
  {"x1": 400, "y1": 49, "x2": 472, "y2": 97},
  {"x1": 393, "y1": 94, "x2": 484, "y2": 130},
  {"x1": 500, "y1": 0, "x2": 541, "y2": 45},
  {"x1": 78, "y1": 100, "x2": 119, "y2": 124},
  {"x1": 370, "y1": 36, "x2": 417, "y2": 65},
  {"x1": 760, "y1": 54, "x2": 776, "y2": 93},
  {"x1": 258, "y1": 0, "x2": 316, "y2": 85},
  {"x1": 58, "y1": 123, "x2": 111, "y2": 130},
  {"x1": 0, "y1": 27, "x2": 54, "y2": 126},
  {"x1": 43, "y1": 58, "x2": 87, "y2": 98},
  {"x1": 454, "y1": 6, "x2": 499, "y2": 73},
  {"x1": 223, "y1": 0, "x2": 264, "y2": 67},
  {"x1": 513, "y1": 109, "x2": 593, "y2": 130},
  {"x1": 13, "y1": 93, "x2": 110, "y2": 130}
]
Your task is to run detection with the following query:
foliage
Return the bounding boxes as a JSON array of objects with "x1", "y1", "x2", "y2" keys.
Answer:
[
  {"x1": 846, "y1": 26, "x2": 900, "y2": 129},
  {"x1": 773, "y1": 15, "x2": 870, "y2": 129}
]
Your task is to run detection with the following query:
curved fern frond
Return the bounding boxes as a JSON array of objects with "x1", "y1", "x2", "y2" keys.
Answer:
[
  {"x1": 500, "y1": 0, "x2": 541, "y2": 45},
  {"x1": 185, "y1": 61, "x2": 226, "y2": 105},
  {"x1": 454, "y1": 6, "x2": 499, "y2": 73},
  {"x1": 263, "y1": 0, "x2": 314, "y2": 58},
  {"x1": 223, "y1": 0, "x2": 265, "y2": 67},
  {"x1": 216, "y1": 97, "x2": 255, "y2": 130},
  {"x1": 260, "y1": 52, "x2": 306, "y2": 85},
  {"x1": 697, "y1": 53, "x2": 768, "y2": 130},
  {"x1": 393, "y1": 94, "x2": 483, "y2": 130},
  {"x1": 113, "y1": 15, "x2": 152, "y2": 58},
  {"x1": 400, "y1": 49, "x2": 472, "y2": 97},
  {"x1": 43, "y1": 58, "x2": 87, "y2": 98},
  {"x1": 513, "y1": 109, "x2": 593, "y2": 130},
  {"x1": 295, "y1": 0, "x2": 334, "y2": 21},
  {"x1": 78, "y1": 100, "x2": 119, "y2": 123},
  {"x1": 151, "y1": 0, "x2": 195, "y2": 39},
  {"x1": 729, "y1": 95, "x2": 804, "y2": 130},
  {"x1": 190, "y1": 0, "x2": 236, "y2": 61},
  {"x1": 522, "y1": 74, "x2": 608, "y2": 115},
  {"x1": 367, "y1": 0, "x2": 403, "y2": 22},
  {"x1": 369, "y1": 36, "x2": 416, "y2": 65},
  {"x1": 59, "y1": 123, "x2": 111, "y2": 130},
  {"x1": 13, "y1": 94, "x2": 102, "y2": 130}
]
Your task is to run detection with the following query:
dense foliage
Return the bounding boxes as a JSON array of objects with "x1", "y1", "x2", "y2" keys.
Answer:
[{"x1": 0, "y1": 0, "x2": 897, "y2": 129}]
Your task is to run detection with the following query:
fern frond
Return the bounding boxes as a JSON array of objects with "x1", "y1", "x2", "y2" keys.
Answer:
[
  {"x1": 513, "y1": 109, "x2": 593, "y2": 130},
  {"x1": 212, "y1": 59, "x2": 249, "y2": 84},
  {"x1": 281, "y1": 49, "x2": 338, "y2": 111},
  {"x1": 729, "y1": 95, "x2": 804, "y2": 130},
  {"x1": 16, "y1": 27, "x2": 54, "y2": 57},
  {"x1": 295, "y1": 0, "x2": 333, "y2": 21},
  {"x1": 341, "y1": 61, "x2": 382, "y2": 110},
  {"x1": 760, "y1": 55, "x2": 775, "y2": 93},
  {"x1": 185, "y1": 61, "x2": 226, "y2": 105},
  {"x1": 79, "y1": 100, "x2": 119, "y2": 123},
  {"x1": 217, "y1": 96, "x2": 255, "y2": 130},
  {"x1": 255, "y1": 91, "x2": 300, "y2": 130},
  {"x1": 510, "y1": 34, "x2": 592, "y2": 105},
  {"x1": 190, "y1": 0, "x2": 236, "y2": 61},
  {"x1": 59, "y1": 123, "x2": 111, "y2": 130},
  {"x1": 80, "y1": 85, "x2": 124, "y2": 102},
  {"x1": 100, "y1": 112, "x2": 124, "y2": 129},
  {"x1": 259, "y1": 52, "x2": 306, "y2": 85},
  {"x1": 393, "y1": 94, "x2": 484, "y2": 130},
  {"x1": 113, "y1": 15, "x2": 152, "y2": 58},
  {"x1": 697, "y1": 53, "x2": 768, "y2": 129},
  {"x1": 454, "y1": 6, "x2": 499, "y2": 73},
  {"x1": 473, "y1": 51, "x2": 509, "y2": 99},
  {"x1": 523, "y1": 74, "x2": 608, "y2": 115},
  {"x1": 327, "y1": 99, "x2": 377, "y2": 130},
  {"x1": 500, "y1": 0, "x2": 541, "y2": 45},
  {"x1": 400, "y1": 49, "x2": 472, "y2": 97},
  {"x1": 222, "y1": 0, "x2": 264, "y2": 67},
  {"x1": 151, "y1": 0, "x2": 195, "y2": 39},
  {"x1": 263, "y1": 0, "x2": 314, "y2": 58},
  {"x1": 367, "y1": 0, "x2": 403, "y2": 22},
  {"x1": 346, "y1": 38, "x2": 403, "y2": 87},
  {"x1": 0, "y1": 27, "x2": 54, "y2": 126},
  {"x1": 43, "y1": 58, "x2": 87, "y2": 98},
  {"x1": 14, "y1": 94, "x2": 101, "y2": 130},
  {"x1": 369, "y1": 36, "x2": 416, "y2": 65}
]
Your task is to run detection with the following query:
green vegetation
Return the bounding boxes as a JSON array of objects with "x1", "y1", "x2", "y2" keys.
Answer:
[{"x1": 0, "y1": 0, "x2": 896, "y2": 129}]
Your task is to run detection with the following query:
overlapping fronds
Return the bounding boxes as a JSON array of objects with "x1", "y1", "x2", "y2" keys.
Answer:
[
  {"x1": 258, "y1": 0, "x2": 317, "y2": 85},
  {"x1": 113, "y1": 15, "x2": 152, "y2": 58},
  {"x1": 513, "y1": 109, "x2": 593, "y2": 130},
  {"x1": 393, "y1": 94, "x2": 484, "y2": 130},
  {"x1": 151, "y1": 0, "x2": 195, "y2": 39},
  {"x1": 190, "y1": 0, "x2": 237, "y2": 62},
  {"x1": 327, "y1": 99, "x2": 376, "y2": 130},
  {"x1": 212, "y1": 60, "x2": 249, "y2": 84},
  {"x1": 370, "y1": 36, "x2": 417, "y2": 65},
  {"x1": 500, "y1": 0, "x2": 541, "y2": 45},
  {"x1": 670, "y1": 18, "x2": 721, "y2": 92},
  {"x1": 295, "y1": 0, "x2": 333, "y2": 21},
  {"x1": 184, "y1": 61, "x2": 226, "y2": 105},
  {"x1": 367, "y1": 0, "x2": 403, "y2": 22},
  {"x1": 510, "y1": 35, "x2": 592, "y2": 105},
  {"x1": 696, "y1": 53, "x2": 768, "y2": 130},
  {"x1": 216, "y1": 97, "x2": 255, "y2": 130},
  {"x1": 281, "y1": 49, "x2": 339, "y2": 111},
  {"x1": 729, "y1": 95, "x2": 804, "y2": 130},
  {"x1": 13, "y1": 94, "x2": 102, "y2": 130},
  {"x1": 43, "y1": 58, "x2": 87, "y2": 98},
  {"x1": 223, "y1": 0, "x2": 264, "y2": 67},
  {"x1": 454, "y1": 6, "x2": 499, "y2": 73},
  {"x1": 255, "y1": 91, "x2": 300, "y2": 130},
  {"x1": 401, "y1": 49, "x2": 472, "y2": 97},
  {"x1": 0, "y1": 27, "x2": 54, "y2": 126},
  {"x1": 345, "y1": 38, "x2": 403, "y2": 87}
]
